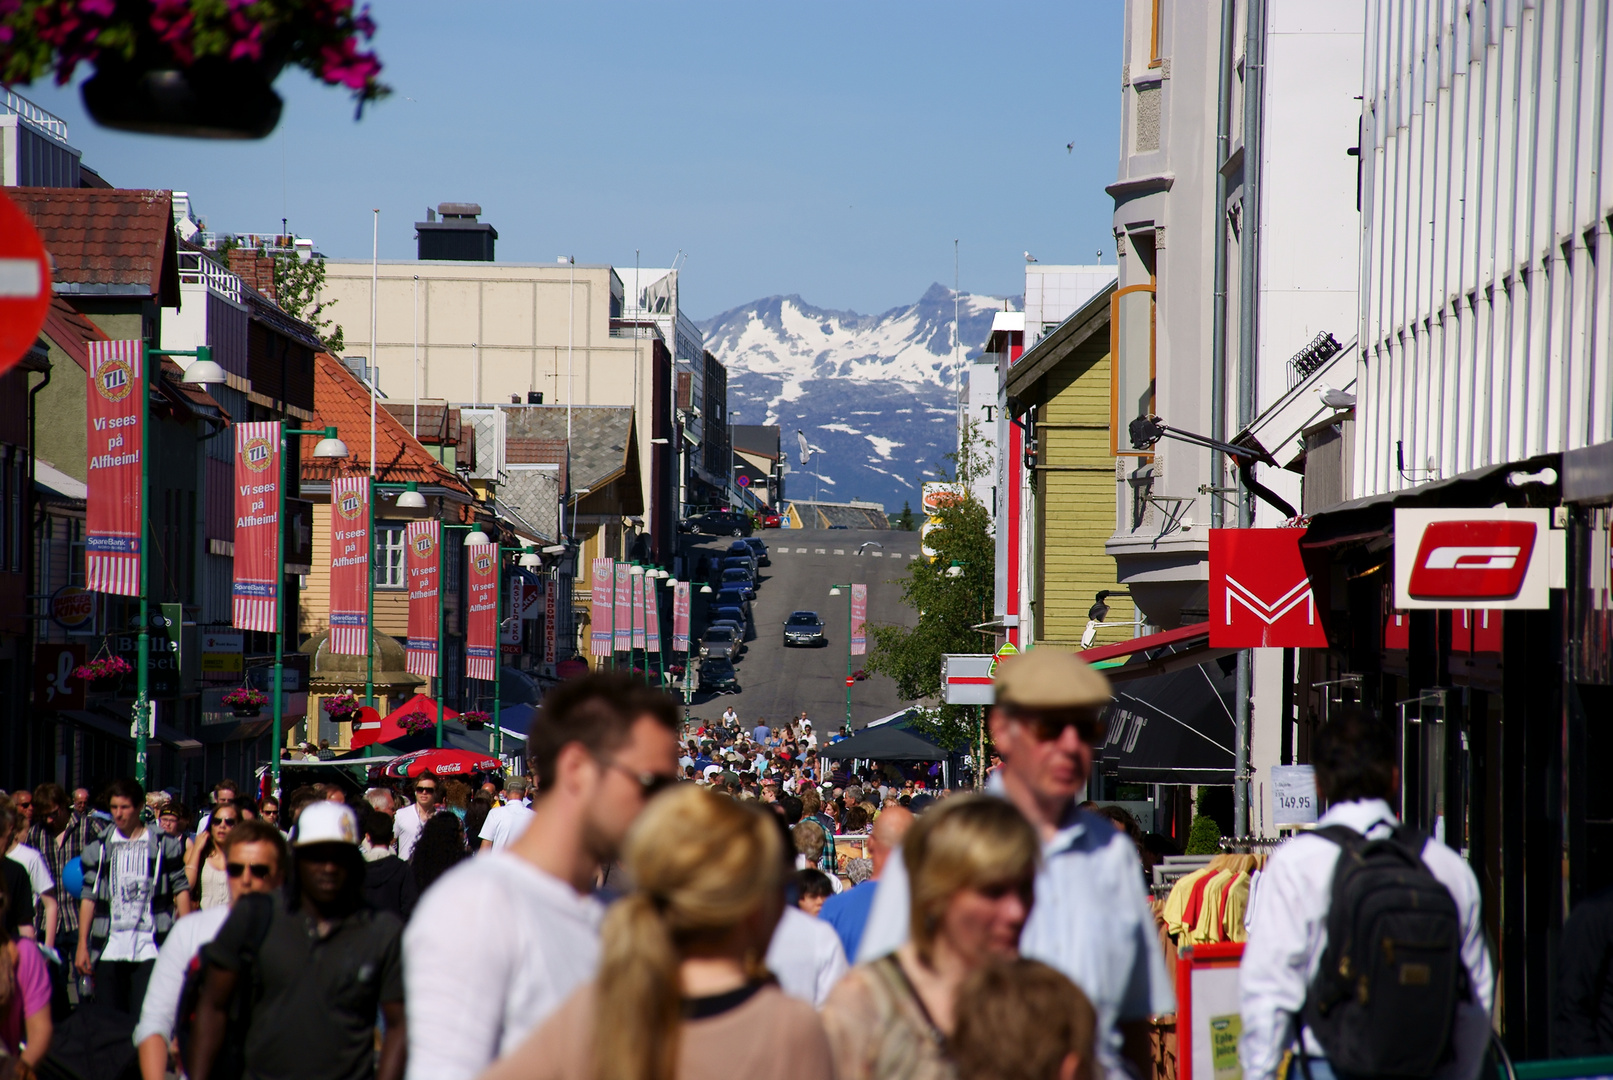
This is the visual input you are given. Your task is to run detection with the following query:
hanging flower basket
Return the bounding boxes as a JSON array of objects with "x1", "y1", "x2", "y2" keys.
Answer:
[
  {"x1": 222, "y1": 685, "x2": 268, "y2": 717},
  {"x1": 74, "y1": 654, "x2": 132, "y2": 687},
  {"x1": 323, "y1": 690, "x2": 360, "y2": 719},
  {"x1": 461, "y1": 709, "x2": 490, "y2": 731},
  {"x1": 0, "y1": 0, "x2": 389, "y2": 140},
  {"x1": 398, "y1": 710, "x2": 434, "y2": 735}
]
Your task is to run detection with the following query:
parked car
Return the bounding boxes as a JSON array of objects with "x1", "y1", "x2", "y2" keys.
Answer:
[
  {"x1": 713, "y1": 590, "x2": 753, "y2": 621},
  {"x1": 699, "y1": 657, "x2": 740, "y2": 694},
  {"x1": 721, "y1": 555, "x2": 758, "y2": 579},
  {"x1": 783, "y1": 610, "x2": 826, "y2": 647},
  {"x1": 719, "y1": 567, "x2": 756, "y2": 599},
  {"x1": 686, "y1": 510, "x2": 753, "y2": 537},
  {"x1": 708, "y1": 618, "x2": 747, "y2": 642},
  {"x1": 710, "y1": 603, "x2": 750, "y2": 629},
  {"x1": 700, "y1": 625, "x2": 741, "y2": 662},
  {"x1": 741, "y1": 538, "x2": 770, "y2": 566},
  {"x1": 760, "y1": 512, "x2": 783, "y2": 529}
]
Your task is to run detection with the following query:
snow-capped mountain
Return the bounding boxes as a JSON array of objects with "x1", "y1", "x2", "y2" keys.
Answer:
[{"x1": 697, "y1": 284, "x2": 1017, "y2": 515}]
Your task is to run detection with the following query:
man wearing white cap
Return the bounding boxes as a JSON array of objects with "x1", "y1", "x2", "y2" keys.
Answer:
[
  {"x1": 858, "y1": 648, "x2": 1174, "y2": 1080},
  {"x1": 186, "y1": 801, "x2": 406, "y2": 1080}
]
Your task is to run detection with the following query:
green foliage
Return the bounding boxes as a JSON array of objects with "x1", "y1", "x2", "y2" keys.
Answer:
[
  {"x1": 895, "y1": 501, "x2": 915, "y2": 532},
  {"x1": 901, "y1": 705, "x2": 989, "y2": 754},
  {"x1": 864, "y1": 421, "x2": 994, "y2": 751},
  {"x1": 1184, "y1": 814, "x2": 1223, "y2": 855},
  {"x1": 271, "y1": 252, "x2": 345, "y2": 354}
]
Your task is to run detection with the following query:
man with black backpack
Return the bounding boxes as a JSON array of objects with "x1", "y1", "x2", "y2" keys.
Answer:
[{"x1": 1239, "y1": 711, "x2": 1493, "y2": 1080}]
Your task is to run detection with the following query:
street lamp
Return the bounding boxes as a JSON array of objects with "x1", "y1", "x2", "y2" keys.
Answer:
[
  {"x1": 829, "y1": 583, "x2": 854, "y2": 732},
  {"x1": 394, "y1": 481, "x2": 426, "y2": 510}
]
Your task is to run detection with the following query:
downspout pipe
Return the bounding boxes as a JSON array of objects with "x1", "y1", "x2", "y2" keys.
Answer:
[
  {"x1": 1233, "y1": 0, "x2": 1267, "y2": 839},
  {"x1": 1210, "y1": 0, "x2": 1236, "y2": 531}
]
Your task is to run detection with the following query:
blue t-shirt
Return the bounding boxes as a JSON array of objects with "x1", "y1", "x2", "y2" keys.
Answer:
[
  {"x1": 818, "y1": 878, "x2": 878, "y2": 962},
  {"x1": 752, "y1": 724, "x2": 770, "y2": 743}
]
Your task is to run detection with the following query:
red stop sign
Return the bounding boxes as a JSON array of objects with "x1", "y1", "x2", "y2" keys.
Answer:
[
  {"x1": 845, "y1": 676, "x2": 854, "y2": 688},
  {"x1": 0, "y1": 190, "x2": 51, "y2": 378}
]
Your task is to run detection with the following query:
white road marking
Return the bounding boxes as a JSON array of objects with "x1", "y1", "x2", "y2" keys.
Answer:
[
  {"x1": 833, "y1": 549, "x2": 845, "y2": 555},
  {"x1": 797, "y1": 548, "x2": 808, "y2": 553},
  {"x1": 815, "y1": 548, "x2": 827, "y2": 554},
  {"x1": 871, "y1": 551, "x2": 883, "y2": 556}
]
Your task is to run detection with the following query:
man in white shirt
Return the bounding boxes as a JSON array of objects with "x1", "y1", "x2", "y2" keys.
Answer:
[
  {"x1": 133, "y1": 819, "x2": 286, "y2": 1080},
  {"x1": 858, "y1": 649, "x2": 1173, "y2": 1080},
  {"x1": 392, "y1": 773, "x2": 441, "y2": 861},
  {"x1": 5, "y1": 828, "x2": 57, "y2": 953},
  {"x1": 478, "y1": 775, "x2": 534, "y2": 853},
  {"x1": 1239, "y1": 711, "x2": 1492, "y2": 1080},
  {"x1": 404, "y1": 674, "x2": 682, "y2": 1080},
  {"x1": 768, "y1": 905, "x2": 848, "y2": 1007}
]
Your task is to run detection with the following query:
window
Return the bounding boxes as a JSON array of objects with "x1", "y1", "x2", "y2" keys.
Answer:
[
  {"x1": 374, "y1": 523, "x2": 406, "y2": 589},
  {"x1": 1110, "y1": 284, "x2": 1157, "y2": 456}
]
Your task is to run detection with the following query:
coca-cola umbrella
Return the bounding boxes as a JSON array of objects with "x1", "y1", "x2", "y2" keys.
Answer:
[{"x1": 374, "y1": 748, "x2": 501, "y2": 780}]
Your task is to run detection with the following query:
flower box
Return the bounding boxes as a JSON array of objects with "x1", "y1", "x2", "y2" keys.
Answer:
[
  {"x1": 398, "y1": 711, "x2": 435, "y2": 735},
  {"x1": 461, "y1": 710, "x2": 490, "y2": 731}
]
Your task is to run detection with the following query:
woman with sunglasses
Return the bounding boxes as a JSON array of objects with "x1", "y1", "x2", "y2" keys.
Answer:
[{"x1": 185, "y1": 804, "x2": 240, "y2": 911}]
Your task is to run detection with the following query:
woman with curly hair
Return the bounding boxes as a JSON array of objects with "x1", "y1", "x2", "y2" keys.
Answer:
[{"x1": 409, "y1": 808, "x2": 468, "y2": 896}]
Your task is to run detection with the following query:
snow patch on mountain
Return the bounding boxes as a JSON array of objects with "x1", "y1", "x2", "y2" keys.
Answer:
[{"x1": 698, "y1": 284, "x2": 1018, "y2": 513}]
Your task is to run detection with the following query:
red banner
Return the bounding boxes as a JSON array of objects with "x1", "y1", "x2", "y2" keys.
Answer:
[
  {"x1": 850, "y1": 583, "x2": 868, "y2": 656},
  {"x1": 631, "y1": 572, "x2": 647, "y2": 650},
  {"x1": 646, "y1": 577, "x2": 662, "y2": 652},
  {"x1": 85, "y1": 340, "x2": 143, "y2": 596},
  {"x1": 590, "y1": 557, "x2": 614, "y2": 656},
  {"x1": 328, "y1": 476, "x2": 371, "y2": 655},
  {"x1": 672, "y1": 581, "x2": 691, "y2": 651},
  {"x1": 232, "y1": 421, "x2": 280, "y2": 632},
  {"x1": 466, "y1": 542, "x2": 498, "y2": 681},
  {"x1": 406, "y1": 521, "x2": 439, "y2": 677},
  {"x1": 543, "y1": 576, "x2": 559, "y2": 666},
  {"x1": 1209, "y1": 528, "x2": 1328, "y2": 648},
  {"x1": 614, "y1": 563, "x2": 632, "y2": 652}
]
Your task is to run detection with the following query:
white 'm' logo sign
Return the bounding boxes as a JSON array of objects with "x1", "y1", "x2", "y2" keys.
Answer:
[
  {"x1": 1422, "y1": 546, "x2": 1521, "y2": 570},
  {"x1": 1224, "y1": 576, "x2": 1316, "y2": 625}
]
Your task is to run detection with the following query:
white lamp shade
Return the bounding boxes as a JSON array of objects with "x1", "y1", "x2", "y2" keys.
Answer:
[
  {"x1": 181, "y1": 359, "x2": 228, "y2": 385},
  {"x1": 395, "y1": 489, "x2": 427, "y2": 510},
  {"x1": 700, "y1": 584, "x2": 713, "y2": 594},
  {"x1": 312, "y1": 437, "x2": 349, "y2": 459},
  {"x1": 665, "y1": 577, "x2": 678, "y2": 587},
  {"x1": 519, "y1": 553, "x2": 541, "y2": 569},
  {"x1": 829, "y1": 587, "x2": 842, "y2": 596},
  {"x1": 464, "y1": 529, "x2": 491, "y2": 546},
  {"x1": 629, "y1": 564, "x2": 644, "y2": 576}
]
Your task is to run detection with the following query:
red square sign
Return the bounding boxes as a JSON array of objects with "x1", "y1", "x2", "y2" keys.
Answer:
[{"x1": 1209, "y1": 529, "x2": 1328, "y2": 648}]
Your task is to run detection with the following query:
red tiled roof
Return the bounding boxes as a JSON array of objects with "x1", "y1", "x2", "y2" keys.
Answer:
[
  {"x1": 39, "y1": 296, "x2": 222, "y2": 417},
  {"x1": 303, "y1": 352, "x2": 473, "y2": 497},
  {"x1": 9, "y1": 188, "x2": 181, "y2": 305}
]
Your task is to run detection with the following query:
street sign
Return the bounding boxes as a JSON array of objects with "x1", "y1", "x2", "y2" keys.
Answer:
[
  {"x1": 1209, "y1": 528, "x2": 1328, "y2": 648},
  {"x1": 0, "y1": 189, "x2": 52, "y2": 378},
  {"x1": 989, "y1": 641, "x2": 1019, "y2": 677},
  {"x1": 845, "y1": 675, "x2": 854, "y2": 688},
  {"x1": 943, "y1": 653, "x2": 995, "y2": 705},
  {"x1": 737, "y1": 474, "x2": 751, "y2": 488},
  {"x1": 1393, "y1": 508, "x2": 1561, "y2": 609}
]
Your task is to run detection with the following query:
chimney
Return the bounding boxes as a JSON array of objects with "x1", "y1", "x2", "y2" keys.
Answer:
[
  {"x1": 227, "y1": 249, "x2": 276, "y2": 301},
  {"x1": 415, "y1": 201, "x2": 496, "y2": 261}
]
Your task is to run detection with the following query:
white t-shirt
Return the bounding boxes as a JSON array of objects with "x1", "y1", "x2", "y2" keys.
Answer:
[
  {"x1": 100, "y1": 830, "x2": 160, "y2": 963},
  {"x1": 403, "y1": 853, "x2": 604, "y2": 1080},
  {"x1": 477, "y1": 801, "x2": 534, "y2": 853},
  {"x1": 7, "y1": 844, "x2": 55, "y2": 898},
  {"x1": 394, "y1": 803, "x2": 433, "y2": 862},
  {"x1": 766, "y1": 906, "x2": 848, "y2": 1007},
  {"x1": 132, "y1": 905, "x2": 231, "y2": 1045}
]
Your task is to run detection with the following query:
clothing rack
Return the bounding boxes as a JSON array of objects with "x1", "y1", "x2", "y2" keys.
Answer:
[{"x1": 1216, "y1": 835, "x2": 1288, "y2": 852}]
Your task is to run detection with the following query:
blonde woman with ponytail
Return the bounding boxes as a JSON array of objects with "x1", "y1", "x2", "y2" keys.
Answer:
[{"x1": 477, "y1": 784, "x2": 834, "y2": 1080}]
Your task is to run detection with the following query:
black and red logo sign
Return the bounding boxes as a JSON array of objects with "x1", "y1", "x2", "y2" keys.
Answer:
[{"x1": 1406, "y1": 520, "x2": 1537, "y2": 601}]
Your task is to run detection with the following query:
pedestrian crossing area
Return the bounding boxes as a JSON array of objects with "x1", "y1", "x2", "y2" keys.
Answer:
[{"x1": 774, "y1": 546, "x2": 911, "y2": 558}]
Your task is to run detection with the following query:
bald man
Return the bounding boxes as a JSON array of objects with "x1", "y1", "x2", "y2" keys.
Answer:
[{"x1": 816, "y1": 805, "x2": 913, "y2": 962}]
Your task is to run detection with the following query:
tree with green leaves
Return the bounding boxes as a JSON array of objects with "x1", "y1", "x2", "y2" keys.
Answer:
[
  {"x1": 895, "y1": 501, "x2": 915, "y2": 531},
  {"x1": 272, "y1": 252, "x2": 345, "y2": 354},
  {"x1": 865, "y1": 420, "x2": 994, "y2": 750}
]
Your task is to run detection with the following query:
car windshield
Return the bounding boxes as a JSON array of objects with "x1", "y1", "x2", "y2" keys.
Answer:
[
  {"x1": 717, "y1": 592, "x2": 746, "y2": 604},
  {"x1": 787, "y1": 613, "x2": 818, "y2": 625},
  {"x1": 722, "y1": 558, "x2": 749, "y2": 567},
  {"x1": 704, "y1": 660, "x2": 735, "y2": 676},
  {"x1": 721, "y1": 569, "x2": 749, "y2": 581},
  {"x1": 704, "y1": 627, "x2": 733, "y2": 641},
  {"x1": 713, "y1": 607, "x2": 743, "y2": 620}
]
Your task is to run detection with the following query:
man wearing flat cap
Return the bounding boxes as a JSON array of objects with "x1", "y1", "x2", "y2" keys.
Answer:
[{"x1": 858, "y1": 648, "x2": 1174, "y2": 1080}]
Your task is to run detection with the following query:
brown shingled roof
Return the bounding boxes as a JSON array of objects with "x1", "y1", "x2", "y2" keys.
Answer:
[
  {"x1": 302, "y1": 352, "x2": 472, "y2": 497},
  {"x1": 9, "y1": 188, "x2": 180, "y2": 306}
]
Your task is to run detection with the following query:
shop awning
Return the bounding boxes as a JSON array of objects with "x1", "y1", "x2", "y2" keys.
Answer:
[
  {"x1": 1081, "y1": 623, "x2": 1236, "y2": 684},
  {"x1": 1098, "y1": 655, "x2": 1236, "y2": 784}
]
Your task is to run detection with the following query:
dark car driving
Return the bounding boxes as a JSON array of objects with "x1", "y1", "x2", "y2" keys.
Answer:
[
  {"x1": 685, "y1": 510, "x2": 753, "y2": 537},
  {"x1": 783, "y1": 610, "x2": 826, "y2": 647}
]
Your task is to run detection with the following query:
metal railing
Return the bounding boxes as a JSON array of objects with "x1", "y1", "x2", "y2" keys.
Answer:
[
  {"x1": 176, "y1": 250, "x2": 243, "y2": 304},
  {"x1": 2, "y1": 89, "x2": 69, "y2": 142}
]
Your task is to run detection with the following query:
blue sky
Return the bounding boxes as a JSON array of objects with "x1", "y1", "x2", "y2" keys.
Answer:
[{"x1": 20, "y1": 1, "x2": 1123, "y2": 319}]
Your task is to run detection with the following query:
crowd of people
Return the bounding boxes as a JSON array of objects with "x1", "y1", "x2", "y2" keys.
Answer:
[{"x1": 0, "y1": 648, "x2": 1533, "y2": 1080}]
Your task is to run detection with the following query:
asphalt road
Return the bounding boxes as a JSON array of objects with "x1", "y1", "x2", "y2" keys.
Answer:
[{"x1": 678, "y1": 526, "x2": 921, "y2": 731}]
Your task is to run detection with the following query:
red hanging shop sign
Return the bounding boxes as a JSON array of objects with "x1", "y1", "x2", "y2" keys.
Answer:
[{"x1": 1208, "y1": 528, "x2": 1328, "y2": 648}]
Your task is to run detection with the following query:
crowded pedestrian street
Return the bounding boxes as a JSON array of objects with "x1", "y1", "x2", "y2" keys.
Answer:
[{"x1": 4, "y1": 1, "x2": 1613, "y2": 1078}]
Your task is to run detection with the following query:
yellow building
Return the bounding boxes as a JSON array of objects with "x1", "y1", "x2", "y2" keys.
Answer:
[{"x1": 1004, "y1": 282, "x2": 1138, "y2": 649}]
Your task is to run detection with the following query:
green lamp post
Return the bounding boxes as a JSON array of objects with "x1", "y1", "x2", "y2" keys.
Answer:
[{"x1": 828, "y1": 582, "x2": 855, "y2": 733}]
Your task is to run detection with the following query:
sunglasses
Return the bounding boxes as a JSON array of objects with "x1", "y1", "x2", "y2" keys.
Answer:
[
  {"x1": 214, "y1": 817, "x2": 239, "y2": 828},
  {"x1": 416, "y1": 787, "x2": 437, "y2": 796},
  {"x1": 1010, "y1": 708, "x2": 1104, "y2": 744},
  {"x1": 603, "y1": 760, "x2": 678, "y2": 799},
  {"x1": 226, "y1": 862, "x2": 273, "y2": 880}
]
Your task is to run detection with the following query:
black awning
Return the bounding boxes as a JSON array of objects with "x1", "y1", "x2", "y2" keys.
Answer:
[
  {"x1": 1097, "y1": 655, "x2": 1236, "y2": 784},
  {"x1": 821, "y1": 723, "x2": 947, "y2": 762}
]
